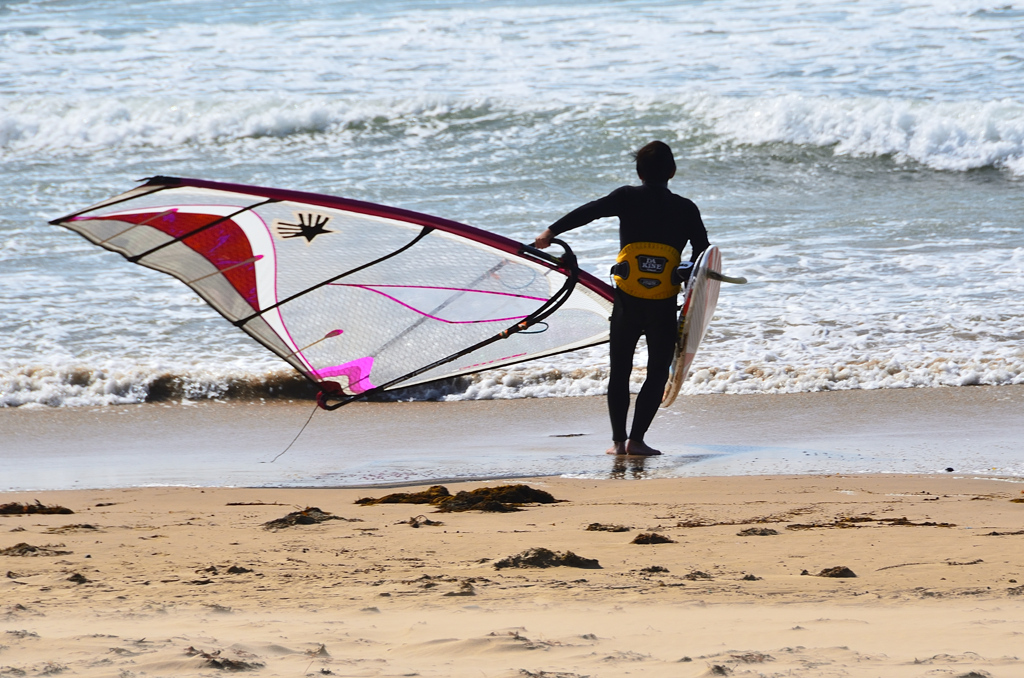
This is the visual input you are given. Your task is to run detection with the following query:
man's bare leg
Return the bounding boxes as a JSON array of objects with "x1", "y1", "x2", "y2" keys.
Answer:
[
  {"x1": 624, "y1": 438, "x2": 662, "y2": 456},
  {"x1": 606, "y1": 441, "x2": 627, "y2": 455}
]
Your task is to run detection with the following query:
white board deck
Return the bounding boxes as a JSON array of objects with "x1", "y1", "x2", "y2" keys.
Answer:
[{"x1": 661, "y1": 245, "x2": 722, "y2": 408}]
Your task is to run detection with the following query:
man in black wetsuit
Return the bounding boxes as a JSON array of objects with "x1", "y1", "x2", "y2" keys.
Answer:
[{"x1": 534, "y1": 141, "x2": 709, "y2": 456}]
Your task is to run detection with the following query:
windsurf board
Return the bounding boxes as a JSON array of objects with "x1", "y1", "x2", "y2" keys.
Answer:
[{"x1": 661, "y1": 245, "x2": 722, "y2": 408}]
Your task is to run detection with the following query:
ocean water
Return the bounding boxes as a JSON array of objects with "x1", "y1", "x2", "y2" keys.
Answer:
[{"x1": 2, "y1": 0, "x2": 1024, "y2": 409}]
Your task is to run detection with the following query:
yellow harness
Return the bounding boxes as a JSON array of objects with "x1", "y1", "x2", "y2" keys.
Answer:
[{"x1": 612, "y1": 241, "x2": 682, "y2": 300}]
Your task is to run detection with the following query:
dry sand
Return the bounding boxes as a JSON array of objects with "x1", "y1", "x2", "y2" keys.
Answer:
[{"x1": 3, "y1": 474, "x2": 1024, "y2": 677}]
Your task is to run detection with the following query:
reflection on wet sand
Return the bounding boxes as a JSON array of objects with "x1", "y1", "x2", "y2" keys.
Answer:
[{"x1": 610, "y1": 455, "x2": 650, "y2": 479}]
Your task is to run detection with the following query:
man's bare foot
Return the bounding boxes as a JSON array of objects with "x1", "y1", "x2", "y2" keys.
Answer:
[
  {"x1": 605, "y1": 441, "x2": 627, "y2": 455},
  {"x1": 624, "y1": 439, "x2": 662, "y2": 456}
]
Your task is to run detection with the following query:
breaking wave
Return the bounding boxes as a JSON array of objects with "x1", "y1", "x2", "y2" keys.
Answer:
[
  {"x1": 4, "y1": 351, "x2": 1022, "y2": 408},
  {"x1": 4, "y1": 94, "x2": 1023, "y2": 176},
  {"x1": 688, "y1": 95, "x2": 1024, "y2": 175}
]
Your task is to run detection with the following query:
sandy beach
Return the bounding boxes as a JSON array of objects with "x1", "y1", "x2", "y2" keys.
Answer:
[
  {"x1": 3, "y1": 387, "x2": 1024, "y2": 675},
  {"x1": 6, "y1": 0, "x2": 1024, "y2": 674},
  {"x1": 3, "y1": 472, "x2": 1024, "y2": 677}
]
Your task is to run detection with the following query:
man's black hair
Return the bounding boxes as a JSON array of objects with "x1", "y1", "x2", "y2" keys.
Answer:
[{"x1": 633, "y1": 140, "x2": 676, "y2": 184}]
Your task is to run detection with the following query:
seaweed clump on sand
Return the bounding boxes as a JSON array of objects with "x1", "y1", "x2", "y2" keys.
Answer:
[
  {"x1": 438, "y1": 485, "x2": 559, "y2": 513},
  {"x1": 639, "y1": 565, "x2": 669, "y2": 574},
  {"x1": 0, "y1": 500, "x2": 74, "y2": 516},
  {"x1": 684, "y1": 569, "x2": 716, "y2": 581},
  {"x1": 356, "y1": 484, "x2": 559, "y2": 513},
  {"x1": 46, "y1": 524, "x2": 99, "y2": 534},
  {"x1": 737, "y1": 527, "x2": 779, "y2": 537},
  {"x1": 494, "y1": 547, "x2": 600, "y2": 570},
  {"x1": 397, "y1": 515, "x2": 444, "y2": 528},
  {"x1": 262, "y1": 507, "x2": 358, "y2": 530},
  {"x1": 185, "y1": 646, "x2": 264, "y2": 671},
  {"x1": 631, "y1": 532, "x2": 676, "y2": 545},
  {"x1": 355, "y1": 485, "x2": 452, "y2": 506},
  {"x1": 586, "y1": 523, "x2": 630, "y2": 532},
  {"x1": 0, "y1": 543, "x2": 73, "y2": 557}
]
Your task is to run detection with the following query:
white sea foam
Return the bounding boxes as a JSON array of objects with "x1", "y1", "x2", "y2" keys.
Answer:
[
  {"x1": 0, "y1": 359, "x2": 312, "y2": 408},
  {"x1": 4, "y1": 339, "x2": 1023, "y2": 408},
  {"x1": 5, "y1": 0, "x2": 1023, "y2": 102},
  {"x1": 4, "y1": 93, "x2": 1024, "y2": 177},
  {"x1": 690, "y1": 95, "x2": 1024, "y2": 174},
  {"x1": 5, "y1": 0, "x2": 1024, "y2": 175}
]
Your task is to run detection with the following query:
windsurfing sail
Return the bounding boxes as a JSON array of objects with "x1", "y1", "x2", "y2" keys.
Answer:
[{"x1": 51, "y1": 176, "x2": 614, "y2": 409}]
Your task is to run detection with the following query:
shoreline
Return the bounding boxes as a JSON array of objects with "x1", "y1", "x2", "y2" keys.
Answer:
[
  {"x1": 3, "y1": 474, "x2": 1024, "y2": 676},
  {"x1": 3, "y1": 384, "x2": 1024, "y2": 492}
]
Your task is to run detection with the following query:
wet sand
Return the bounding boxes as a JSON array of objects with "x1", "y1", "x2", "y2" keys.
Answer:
[
  {"x1": 3, "y1": 385, "x2": 1024, "y2": 490},
  {"x1": 3, "y1": 474, "x2": 1024, "y2": 677}
]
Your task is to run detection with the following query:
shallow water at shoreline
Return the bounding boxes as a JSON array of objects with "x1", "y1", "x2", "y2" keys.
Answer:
[{"x1": 3, "y1": 386, "x2": 1023, "y2": 492}]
